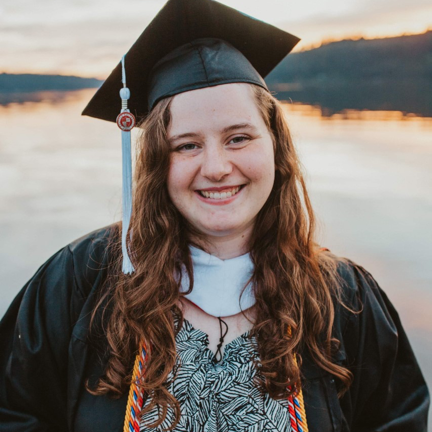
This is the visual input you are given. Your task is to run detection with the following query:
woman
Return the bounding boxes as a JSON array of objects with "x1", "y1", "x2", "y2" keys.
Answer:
[{"x1": 0, "y1": 0, "x2": 429, "y2": 431}]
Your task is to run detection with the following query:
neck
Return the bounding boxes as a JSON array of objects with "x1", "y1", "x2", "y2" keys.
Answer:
[{"x1": 192, "y1": 226, "x2": 253, "y2": 260}]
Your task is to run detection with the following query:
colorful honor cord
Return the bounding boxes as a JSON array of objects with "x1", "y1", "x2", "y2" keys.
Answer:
[{"x1": 124, "y1": 344, "x2": 147, "y2": 432}]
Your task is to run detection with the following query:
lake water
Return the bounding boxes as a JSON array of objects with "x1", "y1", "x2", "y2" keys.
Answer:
[{"x1": 1, "y1": 89, "x2": 432, "y2": 423}]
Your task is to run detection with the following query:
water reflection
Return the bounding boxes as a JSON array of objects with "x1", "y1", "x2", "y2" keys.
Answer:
[
  {"x1": 0, "y1": 90, "x2": 86, "y2": 107},
  {"x1": 286, "y1": 102, "x2": 432, "y2": 125},
  {"x1": 0, "y1": 90, "x2": 431, "y2": 423},
  {"x1": 271, "y1": 79, "x2": 432, "y2": 118}
]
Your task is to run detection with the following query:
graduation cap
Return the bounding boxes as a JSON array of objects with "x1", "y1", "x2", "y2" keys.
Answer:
[{"x1": 82, "y1": 0, "x2": 300, "y2": 274}]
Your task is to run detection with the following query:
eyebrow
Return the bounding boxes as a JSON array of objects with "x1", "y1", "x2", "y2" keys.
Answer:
[
  {"x1": 169, "y1": 122, "x2": 257, "y2": 143},
  {"x1": 168, "y1": 131, "x2": 204, "y2": 143},
  {"x1": 222, "y1": 122, "x2": 257, "y2": 134}
]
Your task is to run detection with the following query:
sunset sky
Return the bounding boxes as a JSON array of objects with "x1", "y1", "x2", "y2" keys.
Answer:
[{"x1": 1, "y1": 0, "x2": 431, "y2": 79}]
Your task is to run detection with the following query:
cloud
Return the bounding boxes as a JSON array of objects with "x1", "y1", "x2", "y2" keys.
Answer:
[
  {"x1": 276, "y1": 0, "x2": 432, "y2": 47},
  {"x1": 0, "y1": 6, "x2": 158, "y2": 77},
  {"x1": 1, "y1": 0, "x2": 431, "y2": 76}
]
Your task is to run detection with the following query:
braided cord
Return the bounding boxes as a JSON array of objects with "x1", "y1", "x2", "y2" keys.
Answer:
[
  {"x1": 123, "y1": 344, "x2": 147, "y2": 432},
  {"x1": 123, "y1": 328, "x2": 309, "y2": 432},
  {"x1": 288, "y1": 378, "x2": 309, "y2": 432},
  {"x1": 286, "y1": 325, "x2": 309, "y2": 432},
  {"x1": 292, "y1": 385, "x2": 309, "y2": 432}
]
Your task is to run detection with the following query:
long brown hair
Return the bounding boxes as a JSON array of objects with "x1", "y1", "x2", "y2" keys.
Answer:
[{"x1": 88, "y1": 85, "x2": 353, "y2": 428}]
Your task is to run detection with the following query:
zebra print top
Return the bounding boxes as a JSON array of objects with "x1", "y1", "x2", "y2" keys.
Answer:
[{"x1": 139, "y1": 318, "x2": 292, "y2": 432}]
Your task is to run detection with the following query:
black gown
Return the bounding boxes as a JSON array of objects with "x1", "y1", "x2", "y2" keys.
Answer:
[{"x1": 0, "y1": 226, "x2": 429, "y2": 431}]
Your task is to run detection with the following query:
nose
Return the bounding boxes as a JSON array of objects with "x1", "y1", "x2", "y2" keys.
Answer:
[{"x1": 200, "y1": 144, "x2": 232, "y2": 182}]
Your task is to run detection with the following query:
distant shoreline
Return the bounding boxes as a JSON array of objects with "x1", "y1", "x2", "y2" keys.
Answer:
[
  {"x1": 1, "y1": 85, "x2": 430, "y2": 119},
  {"x1": 0, "y1": 73, "x2": 102, "y2": 93}
]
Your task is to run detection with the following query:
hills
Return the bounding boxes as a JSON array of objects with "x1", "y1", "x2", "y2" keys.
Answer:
[
  {"x1": 266, "y1": 31, "x2": 432, "y2": 116},
  {"x1": 267, "y1": 30, "x2": 432, "y2": 85}
]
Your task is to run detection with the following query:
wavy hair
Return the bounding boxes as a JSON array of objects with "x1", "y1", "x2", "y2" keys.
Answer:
[{"x1": 88, "y1": 85, "x2": 353, "y2": 429}]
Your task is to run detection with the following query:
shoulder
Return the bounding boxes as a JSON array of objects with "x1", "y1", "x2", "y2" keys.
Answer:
[
  {"x1": 3, "y1": 224, "x2": 119, "y2": 335},
  {"x1": 328, "y1": 254, "x2": 400, "y2": 363},
  {"x1": 36, "y1": 224, "x2": 117, "y2": 298},
  {"x1": 66, "y1": 224, "x2": 119, "y2": 297},
  {"x1": 329, "y1": 254, "x2": 393, "y2": 316},
  {"x1": 68, "y1": 223, "x2": 116, "y2": 254}
]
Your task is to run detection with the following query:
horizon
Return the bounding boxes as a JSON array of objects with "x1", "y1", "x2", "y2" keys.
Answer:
[{"x1": 1, "y1": 0, "x2": 432, "y2": 79}]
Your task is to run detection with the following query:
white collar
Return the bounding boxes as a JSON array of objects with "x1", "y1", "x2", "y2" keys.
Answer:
[{"x1": 179, "y1": 246, "x2": 255, "y2": 317}]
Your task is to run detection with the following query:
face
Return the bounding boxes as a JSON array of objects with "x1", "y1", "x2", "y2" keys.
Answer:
[{"x1": 167, "y1": 83, "x2": 275, "y2": 244}]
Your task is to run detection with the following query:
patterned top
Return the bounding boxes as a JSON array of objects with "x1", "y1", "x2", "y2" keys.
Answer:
[{"x1": 139, "y1": 318, "x2": 292, "y2": 432}]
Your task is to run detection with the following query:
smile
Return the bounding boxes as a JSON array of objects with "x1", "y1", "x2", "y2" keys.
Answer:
[{"x1": 198, "y1": 186, "x2": 242, "y2": 200}]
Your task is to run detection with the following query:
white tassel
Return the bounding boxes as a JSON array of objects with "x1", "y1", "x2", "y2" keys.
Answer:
[
  {"x1": 121, "y1": 129, "x2": 134, "y2": 274},
  {"x1": 117, "y1": 55, "x2": 136, "y2": 274}
]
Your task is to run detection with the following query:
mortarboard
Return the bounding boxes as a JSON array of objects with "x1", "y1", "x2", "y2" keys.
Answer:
[
  {"x1": 82, "y1": 0, "x2": 300, "y2": 122},
  {"x1": 82, "y1": 0, "x2": 300, "y2": 273}
]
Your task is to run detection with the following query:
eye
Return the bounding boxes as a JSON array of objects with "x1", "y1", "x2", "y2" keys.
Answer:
[
  {"x1": 176, "y1": 143, "x2": 199, "y2": 151},
  {"x1": 229, "y1": 135, "x2": 249, "y2": 145}
]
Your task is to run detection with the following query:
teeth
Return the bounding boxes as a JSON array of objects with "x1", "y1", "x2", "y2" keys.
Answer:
[{"x1": 200, "y1": 186, "x2": 241, "y2": 199}]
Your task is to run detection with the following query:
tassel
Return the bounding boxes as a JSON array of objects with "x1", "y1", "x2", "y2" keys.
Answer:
[{"x1": 116, "y1": 55, "x2": 136, "y2": 274}]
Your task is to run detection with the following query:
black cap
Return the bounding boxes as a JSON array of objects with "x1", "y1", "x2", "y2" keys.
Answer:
[{"x1": 82, "y1": 0, "x2": 300, "y2": 123}]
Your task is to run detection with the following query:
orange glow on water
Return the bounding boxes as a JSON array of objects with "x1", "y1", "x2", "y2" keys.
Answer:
[{"x1": 284, "y1": 103, "x2": 432, "y2": 125}]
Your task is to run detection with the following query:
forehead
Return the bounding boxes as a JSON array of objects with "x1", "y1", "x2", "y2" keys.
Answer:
[{"x1": 168, "y1": 83, "x2": 265, "y2": 135}]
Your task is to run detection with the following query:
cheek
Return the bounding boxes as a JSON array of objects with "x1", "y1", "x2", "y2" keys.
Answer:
[
  {"x1": 167, "y1": 157, "x2": 194, "y2": 205},
  {"x1": 243, "y1": 144, "x2": 275, "y2": 185},
  {"x1": 257, "y1": 163, "x2": 276, "y2": 195},
  {"x1": 167, "y1": 165, "x2": 181, "y2": 203}
]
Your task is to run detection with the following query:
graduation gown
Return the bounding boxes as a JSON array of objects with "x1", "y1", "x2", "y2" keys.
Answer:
[{"x1": 0, "y1": 226, "x2": 429, "y2": 431}]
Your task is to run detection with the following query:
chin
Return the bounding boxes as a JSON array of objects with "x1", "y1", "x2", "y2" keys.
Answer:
[
  {"x1": 197, "y1": 220, "x2": 252, "y2": 238},
  {"x1": 199, "y1": 226, "x2": 238, "y2": 237}
]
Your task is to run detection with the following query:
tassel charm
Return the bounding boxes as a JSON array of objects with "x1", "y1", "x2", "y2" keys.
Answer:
[{"x1": 116, "y1": 55, "x2": 136, "y2": 274}]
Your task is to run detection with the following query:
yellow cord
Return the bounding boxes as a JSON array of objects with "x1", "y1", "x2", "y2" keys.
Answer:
[{"x1": 123, "y1": 346, "x2": 146, "y2": 432}]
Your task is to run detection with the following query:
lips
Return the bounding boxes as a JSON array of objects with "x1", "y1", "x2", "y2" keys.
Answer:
[{"x1": 198, "y1": 186, "x2": 242, "y2": 200}]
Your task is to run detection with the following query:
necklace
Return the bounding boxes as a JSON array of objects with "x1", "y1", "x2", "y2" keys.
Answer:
[{"x1": 213, "y1": 317, "x2": 229, "y2": 363}]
